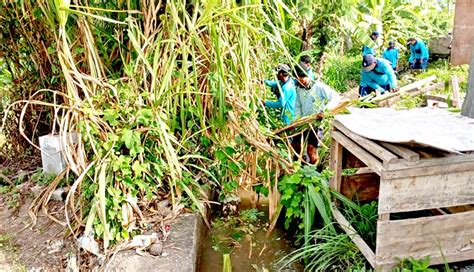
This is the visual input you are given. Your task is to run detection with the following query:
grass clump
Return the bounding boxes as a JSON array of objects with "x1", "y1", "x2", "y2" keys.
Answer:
[
  {"x1": 321, "y1": 53, "x2": 362, "y2": 93},
  {"x1": 278, "y1": 225, "x2": 366, "y2": 271}
]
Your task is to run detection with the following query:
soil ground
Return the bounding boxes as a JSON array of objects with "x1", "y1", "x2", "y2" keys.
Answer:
[{"x1": 0, "y1": 185, "x2": 78, "y2": 271}]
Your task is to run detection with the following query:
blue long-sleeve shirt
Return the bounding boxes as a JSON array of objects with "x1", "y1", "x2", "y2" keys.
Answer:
[
  {"x1": 295, "y1": 80, "x2": 341, "y2": 119},
  {"x1": 264, "y1": 79, "x2": 296, "y2": 125},
  {"x1": 362, "y1": 39, "x2": 379, "y2": 56},
  {"x1": 382, "y1": 47, "x2": 399, "y2": 69},
  {"x1": 410, "y1": 39, "x2": 429, "y2": 60},
  {"x1": 360, "y1": 58, "x2": 398, "y2": 92},
  {"x1": 362, "y1": 46, "x2": 376, "y2": 56}
]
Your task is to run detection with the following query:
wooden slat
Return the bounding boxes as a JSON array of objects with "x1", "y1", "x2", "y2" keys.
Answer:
[
  {"x1": 379, "y1": 142, "x2": 420, "y2": 162},
  {"x1": 376, "y1": 210, "x2": 474, "y2": 267},
  {"x1": 382, "y1": 81, "x2": 447, "y2": 107},
  {"x1": 425, "y1": 94, "x2": 448, "y2": 103},
  {"x1": 330, "y1": 137, "x2": 343, "y2": 193},
  {"x1": 333, "y1": 208, "x2": 376, "y2": 268},
  {"x1": 355, "y1": 167, "x2": 373, "y2": 174},
  {"x1": 341, "y1": 172, "x2": 379, "y2": 201},
  {"x1": 378, "y1": 170, "x2": 474, "y2": 214},
  {"x1": 371, "y1": 75, "x2": 437, "y2": 103},
  {"x1": 383, "y1": 154, "x2": 474, "y2": 179},
  {"x1": 330, "y1": 131, "x2": 383, "y2": 175},
  {"x1": 333, "y1": 121, "x2": 398, "y2": 166}
]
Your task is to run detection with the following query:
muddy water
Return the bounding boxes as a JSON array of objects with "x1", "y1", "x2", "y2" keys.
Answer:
[{"x1": 199, "y1": 225, "x2": 301, "y2": 272}]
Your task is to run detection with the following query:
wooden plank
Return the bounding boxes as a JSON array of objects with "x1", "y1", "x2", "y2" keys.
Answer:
[
  {"x1": 377, "y1": 250, "x2": 474, "y2": 271},
  {"x1": 379, "y1": 142, "x2": 420, "y2": 162},
  {"x1": 378, "y1": 170, "x2": 474, "y2": 214},
  {"x1": 381, "y1": 157, "x2": 474, "y2": 179},
  {"x1": 341, "y1": 172, "x2": 379, "y2": 201},
  {"x1": 425, "y1": 94, "x2": 448, "y2": 103},
  {"x1": 452, "y1": 75, "x2": 462, "y2": 108},
  {"x1": 333, "y1": 208, "x2": 376, "y2": 268},
  {"x1": 384, "y1": 154, "x2": 474, "y2": 179},
  {"x1": 376, "y1": 210, "x2": 474, "y2": 267},
  {"x1": 333, "y1": 121, "x2": 398, "y2": 166},
  {"x1": 371, "y1": 75, "x2": 437, "y2": 103},
  {"x1": 330, "y1": 137, "x2": 343, "y2": 193},
  {"x1": 382, "y1": 81, "x2": 447, "y2": 107},
  {"x1": 355, "y1": 167, "x2": 373, "y2": 174},
  {"x1": 330, "y1": 131, "x2": 383, "y2": 175}
]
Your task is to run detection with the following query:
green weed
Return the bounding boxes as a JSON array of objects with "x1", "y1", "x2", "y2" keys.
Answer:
[
  {"x1": 394, "y1": 256, "x2": 437, "y2": 272},
  {"x1": 322, "y1": 54, "x2": 361, "y2": 93},
  {"x1": 279, "y1": 165, "x2": 335, "y2": 247},
  {"x1": 343, "y1": 201, "x2": 378, "y2": 250},
  {"x1": 278, "y1": 225, "x2": 366, "y2": 271}
]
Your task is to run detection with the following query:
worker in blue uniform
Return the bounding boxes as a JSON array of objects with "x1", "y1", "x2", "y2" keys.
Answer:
[
  {"x1": 359, "y1": 54, "x2": 398, "y2": 97},
  {"x1": 382, "y1": 41, "x2": 399, "y2": 71},
  {"x1": 264, "y1": 64, "x2": 296, "y2": 125},
  {"x1": 407, "y1": 37, "x2": 429, "y2": 70},
  {"x1": 292, "y1": 62, "x2": 341, "y2": 164},
  {"x1": 362, "y1": 31, "x2": 380, "y2": 56},
  {"x1": 299, "y1": 55, "x2": 316, "y2": 80}
]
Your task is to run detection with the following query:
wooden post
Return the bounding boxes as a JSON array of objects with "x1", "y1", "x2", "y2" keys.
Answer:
[{"x1": 330, "y1": 136, "x2": 343, "y2": 193}]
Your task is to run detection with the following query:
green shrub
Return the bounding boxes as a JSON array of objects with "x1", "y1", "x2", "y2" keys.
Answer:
[{"x1": 322, "y1": 54, "x2": 361, "y2": 93}]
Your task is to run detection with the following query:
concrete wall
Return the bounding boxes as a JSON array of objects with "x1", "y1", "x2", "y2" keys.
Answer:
[{"x1": 451, "y1": 0, "x2": 474, "y2": 65}]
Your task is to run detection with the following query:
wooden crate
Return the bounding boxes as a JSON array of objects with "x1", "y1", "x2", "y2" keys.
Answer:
[{"x1": 329, "y1": 120, "x2": 474, "y2": 270}]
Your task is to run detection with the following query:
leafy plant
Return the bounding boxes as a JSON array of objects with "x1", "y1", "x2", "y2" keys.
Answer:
[
  {"x1": 279, "y1": 166, "x2": 335, "y2": 245},
  {"x1": 395, "y1": 93, "x2": 425, "y2": 110},
  {"x1": 394, "y1": 256, "x2": 437, "y2": 272},
  {"x1": 343, "y1": 201, "x2": 378, "y2": 249},
  {"x1": 240, "y1": 208, "x2": 264, "y2": 223}
]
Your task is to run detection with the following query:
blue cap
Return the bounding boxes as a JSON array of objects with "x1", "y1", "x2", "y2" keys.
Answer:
[
  {"x1": 372, "y1": 31, "x2": 380, "y2": 37},
  {"x1": 362, "y1": 54, "x2": 376, "y2": 71},
  {"x1": 389, "y1": 41, "x2": 395, "y2": 46}
]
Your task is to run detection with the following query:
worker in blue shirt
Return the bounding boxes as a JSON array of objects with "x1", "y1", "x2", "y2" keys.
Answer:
[
  {"x1": 292, "y1": 62, "x2": 341, "y2": 164},
  {"x1": 407, "y1": 37, "x2": 429, "y2": 69},
  {"x1": 382, "y1": 41, "x2": 399, "y2": 71},
  {"x1": 359, "y1": 54, "x2": 398, "y2": 97},
  {"x1": 362, "y1": 31, "x2": 380, "y2": 56},
  {"x1": 299, "y1": 55, "x2": 316, "y2": 80},
  {"x1": 264, "y1": 64, "x2": 296, "y2": 125}
]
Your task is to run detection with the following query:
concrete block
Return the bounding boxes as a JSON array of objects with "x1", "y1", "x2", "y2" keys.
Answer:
[
  {"x1": 39, "y1": 133, "x2": 78, "y2": 175},
  {"x1": 108, "y1": 213, "x2": 204, "y2": 272}
]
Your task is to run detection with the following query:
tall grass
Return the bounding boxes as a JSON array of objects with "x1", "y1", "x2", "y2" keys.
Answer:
[
  {"x1": 278, "y1": 225, "x2": 366, "y2": 271},
  {"x1": 1, "y1": 0, "x2": 300, "y2": 252}
]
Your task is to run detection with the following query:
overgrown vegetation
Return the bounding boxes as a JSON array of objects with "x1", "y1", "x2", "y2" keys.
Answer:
[{"x1": 0, "y1": 0, "x2": 462, "y2": 270}]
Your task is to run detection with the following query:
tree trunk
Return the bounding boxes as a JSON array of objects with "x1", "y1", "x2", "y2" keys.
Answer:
[
  {"x1": 461, "y1": 44, "x2": 474, "y2": 118},
  {"x1": 300, "y1": 18, "x2": 313, "y2": 52}
]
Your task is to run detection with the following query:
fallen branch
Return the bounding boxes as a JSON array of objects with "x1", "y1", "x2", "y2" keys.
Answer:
[
  {"x1": 273, "y1": 99, "x2": 351, "y2": 134},
  {"x1": 0, "y1": 172, "x2": 14, "y2": 186}
]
